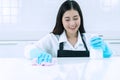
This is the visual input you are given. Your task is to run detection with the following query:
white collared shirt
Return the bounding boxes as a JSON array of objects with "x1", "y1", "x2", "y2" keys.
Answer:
[
  {"x1": 24, "y1": 31, "x2": 105, "y2": 59},
  {"x1": 59, "y1": 31, "x2": 86, "y2": 51}
]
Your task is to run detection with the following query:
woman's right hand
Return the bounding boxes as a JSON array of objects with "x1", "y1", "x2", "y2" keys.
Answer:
[
  {"x1": 37, "y1": 51, "x2": 52, "y2": 64},
  {"x1": 30, "y1": 48, "x2": 52, "y2": 64}
]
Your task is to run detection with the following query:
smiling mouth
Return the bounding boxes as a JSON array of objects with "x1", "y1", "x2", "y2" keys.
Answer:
[{"x1": 69, "y1": 27, "x2": 76, "y2": 30}]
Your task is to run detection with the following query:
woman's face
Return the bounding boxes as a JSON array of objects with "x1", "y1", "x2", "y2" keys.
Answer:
[{"x1": 62, "y1": 9, "x2": 81, "y2": 35}]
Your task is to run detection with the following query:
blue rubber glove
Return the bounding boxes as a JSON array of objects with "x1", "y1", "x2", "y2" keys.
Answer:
[
  {"x1": 90, "y1": 36, "x2": 112, "y2": 58},
  {"x1": 37, "y1": 51, "x2": 52, "y2": 64},
  {"x1": 30, "y1": 48, "x2": 52, "y2": 64},
  {"x1": 102, "y1": 43, "x2": 112, "y2": 58}
]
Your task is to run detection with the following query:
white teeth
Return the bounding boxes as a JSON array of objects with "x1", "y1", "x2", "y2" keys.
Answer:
[{"x1": 70, "y1": 27, "x2": 75, "y2": 29}]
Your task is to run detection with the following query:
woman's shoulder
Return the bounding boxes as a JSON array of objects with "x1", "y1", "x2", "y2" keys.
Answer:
[
  {"x1": 83, "y1": 33, "x2": 103, "y2": 38},
  {"x1": 39, "y1": 33, "x2": 59, "y2": 41},
  {"x1": 80, "y1": 33, "x2": 88, "y2": 38},
  {"x1": 50, "y1": 33, "x2": 60, "y2": 41},
  {"x1": 81, "y1": 33, "x2": 95, "y2": 40}
]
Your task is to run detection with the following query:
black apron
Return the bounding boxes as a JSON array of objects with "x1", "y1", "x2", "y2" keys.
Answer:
[{"x1": 57, "y1": 34, "x2": 90, "y2": 57}]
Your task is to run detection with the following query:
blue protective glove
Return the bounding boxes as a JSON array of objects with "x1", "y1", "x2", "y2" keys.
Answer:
[
  {"x1": 37, "y1": 51, "x2": 52, "y2": 64},
  {"x1": 90, "y1": 36, "x2": 112, "y2": 58},
  {"x1": 30, "y1": 48, "x2": 52, "y2": 64}
]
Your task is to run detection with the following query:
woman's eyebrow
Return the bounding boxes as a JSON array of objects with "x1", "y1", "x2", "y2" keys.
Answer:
[
  {"x1": 64, "y1": 15, "x2": 79, "y2": 18},
  {"x1": 64, "y1": 17, "x2": 70, "y2": 19},
  {"x1": 73, "y1": 15, "x2": 79, "y2": 17}
]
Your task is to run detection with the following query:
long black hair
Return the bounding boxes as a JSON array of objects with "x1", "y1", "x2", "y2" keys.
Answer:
[{"x1": 52, "y1": 0, "x2": 85, "y2": 35}]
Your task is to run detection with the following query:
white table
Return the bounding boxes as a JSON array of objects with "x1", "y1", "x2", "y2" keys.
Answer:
[{"x1": 0, "y1": 57, "x2": 120, "y2": 80}]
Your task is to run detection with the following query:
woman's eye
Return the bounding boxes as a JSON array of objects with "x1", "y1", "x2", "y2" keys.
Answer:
[
  {"x1": 74, "y1": 18, "x2": 78, "y2": 20},
  {"x1": 65, "y1": 19, "x2": 70, "y2": 21}
]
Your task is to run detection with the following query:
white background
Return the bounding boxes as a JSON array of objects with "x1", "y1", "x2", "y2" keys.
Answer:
[{"x1": 0, "y1": 0, "x2": 120, "y2": 40}]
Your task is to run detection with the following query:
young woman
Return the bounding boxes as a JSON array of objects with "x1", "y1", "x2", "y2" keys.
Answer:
[{"x1": 25, "y1": 0, "x2": 112, "y2": 64}]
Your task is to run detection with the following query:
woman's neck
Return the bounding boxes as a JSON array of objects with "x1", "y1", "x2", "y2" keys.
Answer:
[
  {"x1": 66, "y1": 31, "x2": 78, "y2": 38},
  {"x1": 66, "y1": 32, "x2": 78, "y2": 47}
]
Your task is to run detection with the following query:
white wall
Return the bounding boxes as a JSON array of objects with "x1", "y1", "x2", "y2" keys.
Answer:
[
  {"x1": 0, "y1": 0, "x2": 120, "y2": 40},
  {"x1": 0, "y1": 0, "x2": 120, "y2": 57}
]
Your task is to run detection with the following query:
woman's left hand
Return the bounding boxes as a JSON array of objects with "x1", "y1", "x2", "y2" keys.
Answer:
[
  {"x1": 90, "y1": 36, "x2": 105, "y2": 49},
  {"x1": 90, "y1": 36, "x2": 112, "y2": 58}
]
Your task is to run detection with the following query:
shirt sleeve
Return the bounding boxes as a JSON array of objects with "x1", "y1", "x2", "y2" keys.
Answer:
[{"x1": 24, "y1": 33, "x2": 59, "y2": 59}]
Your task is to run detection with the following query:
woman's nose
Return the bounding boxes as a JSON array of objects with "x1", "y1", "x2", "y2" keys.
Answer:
[{"x1": 69, "y1": 20, "x2": 75, "y2": 26}]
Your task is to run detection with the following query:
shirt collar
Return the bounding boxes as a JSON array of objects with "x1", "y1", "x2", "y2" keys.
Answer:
[
  {"x1": 59, "y1": 31, "x2": 67, "y2": 43},
  {"x1": 59, "y1": 31, "x2": 83, "y2": 45}
]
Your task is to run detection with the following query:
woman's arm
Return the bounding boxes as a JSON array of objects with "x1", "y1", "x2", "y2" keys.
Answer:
[
  {"x1": 90, "y1": 36, "x2": 112, "y2": 58},
  {"x1": 24, "y1": 33, "x2": 53, "y2": 59}
]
